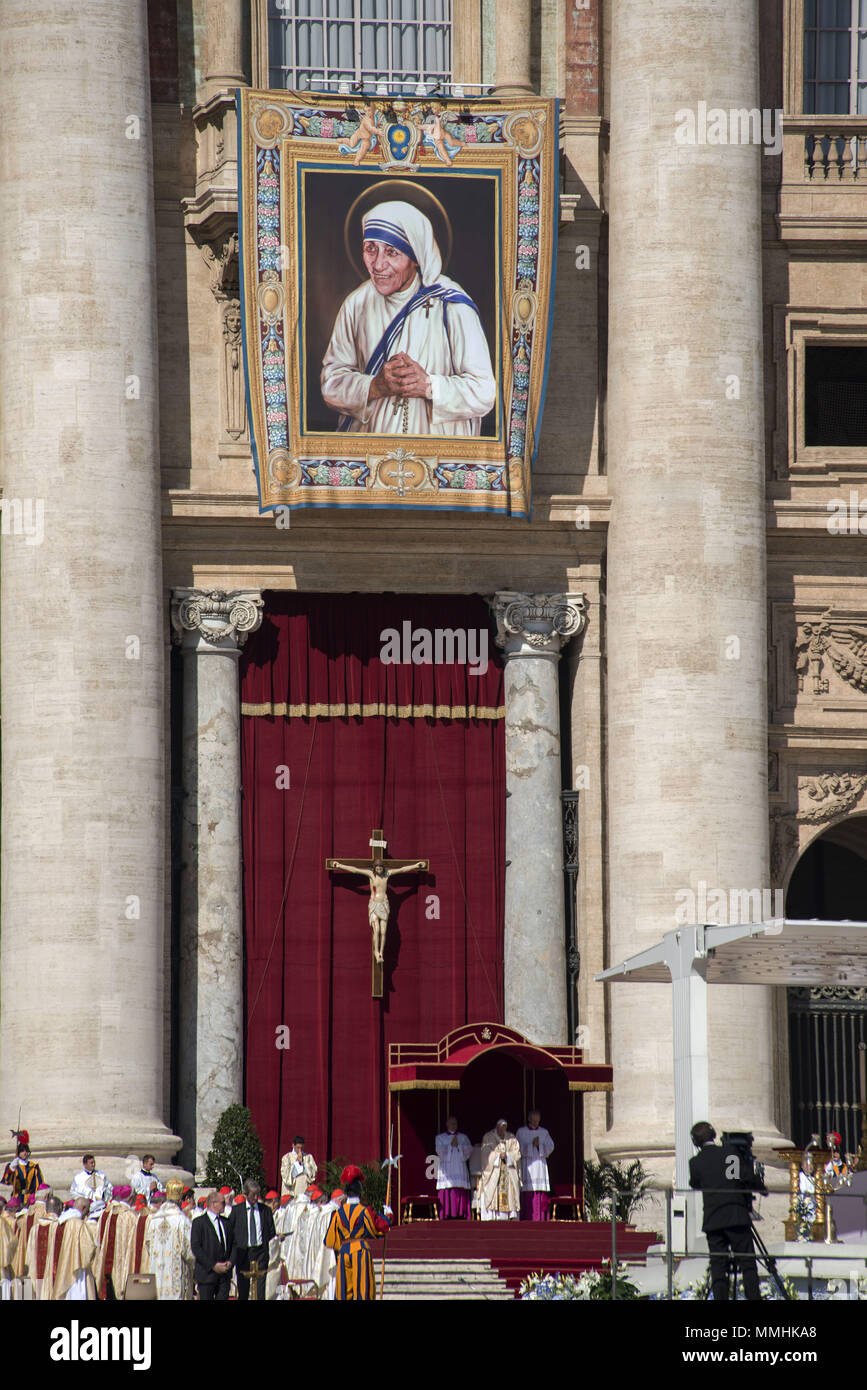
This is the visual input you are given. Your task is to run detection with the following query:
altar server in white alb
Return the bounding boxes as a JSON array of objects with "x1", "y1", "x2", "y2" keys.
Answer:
[
  {"x1": 434, "y1": 1116, "x2": 473, "y2": 1220},
  {"x1": 516, "y1": 1111, "x2": 555, "y2": 1221},
  {"x1": 69, "y1": 1154, "x2": 113, "y2": 1218},
  {"x1": 321, "y1": 200, "x2": 496, "y2": 437}
]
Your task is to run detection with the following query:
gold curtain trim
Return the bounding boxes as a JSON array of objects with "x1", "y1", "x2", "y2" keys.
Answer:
[
  {"x1": 568, "y1": 1081, "x2": 614, "y2": 1093},
  {"x1": 242, "y1": 701, "x2": 506, "y2": 720},
  {"x1": 388, "y1": 1080, "x2": 462, "y2": 1092}
]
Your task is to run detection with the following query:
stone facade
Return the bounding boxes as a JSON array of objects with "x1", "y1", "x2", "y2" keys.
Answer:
[{"x1": 2, "y1": 0, "x2": 866, "y2": 1217}]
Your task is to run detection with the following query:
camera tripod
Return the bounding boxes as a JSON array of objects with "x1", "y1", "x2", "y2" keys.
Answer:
[{"x1": 702, "y1": 1219, "x2": 792, "y2": 1301}]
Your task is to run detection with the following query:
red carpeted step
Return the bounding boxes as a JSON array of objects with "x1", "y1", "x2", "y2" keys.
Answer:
[{"x1": 381, "y1": 1222, "x2": 660, "y2": 1298}]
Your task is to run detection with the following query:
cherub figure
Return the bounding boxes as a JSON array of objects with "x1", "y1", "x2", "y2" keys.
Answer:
[
  {"x1": 420, "y1": 103, "x2": 461, "y2": 165},
  {"x1": 339, "y1": 102, "x2": 381, "y2": 166}
]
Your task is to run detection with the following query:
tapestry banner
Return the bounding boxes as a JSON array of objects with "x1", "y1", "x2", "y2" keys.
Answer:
[{"x1": 237, "y1": 88, "x2": 559, "y2": 518}]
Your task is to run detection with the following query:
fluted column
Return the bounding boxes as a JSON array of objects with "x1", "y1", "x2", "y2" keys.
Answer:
[
  {"x1": 491, "y1": 593, "x2": 586, "y2": 1043},
  {"x1": 493, "y1": 0, "x2": 533, "y2": 95},
  {"x1": 604, "y1": 0, "x2": 779, "y2": 1162},
  {"x1": 0, "y1": 0, "x2": 178, "y2": 1169},
  {"x1": 171, "y1": 589, "x2": 263, "y2": 1176}
]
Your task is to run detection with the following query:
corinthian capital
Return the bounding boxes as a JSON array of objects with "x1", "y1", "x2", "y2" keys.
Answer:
[
  {"x1": 171, "y1": 589, "x2": 264, "y2": 654},
  {"x1": 489, "y1": 591, "x2": 586, "y2": 658}
]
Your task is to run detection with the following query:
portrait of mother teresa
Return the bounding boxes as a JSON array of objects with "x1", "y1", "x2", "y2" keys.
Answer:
[{"x1": 320, "y1": 200, "x2": 497, "y2": 437}]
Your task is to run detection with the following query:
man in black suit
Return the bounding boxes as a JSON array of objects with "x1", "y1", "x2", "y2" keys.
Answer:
[
  {"x1": 191, "y1": 1190, "x2": 234, "y2": 1301},
  {"x1": 227, "y1": 1179, "x2": 277, "y2": 1300},
  {"x1": 689, "y1": 1121, "x2": 762, "y2": 1300}
]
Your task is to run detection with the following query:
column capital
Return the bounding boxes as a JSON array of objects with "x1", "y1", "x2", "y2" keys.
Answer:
[
  {"x1": 171, "y1": 588, "x2": 264, "y2": 654},
  {"x1": 489, "y1": 591, "x2": 586, "y2": 659}
]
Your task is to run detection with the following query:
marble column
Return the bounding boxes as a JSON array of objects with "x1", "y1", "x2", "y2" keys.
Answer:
[
  {"x1": 604, "y1": 0, "x2": 780, "y2": 1162},
  {"x1": 491, "y1": 593, "x2": 586, "y2": 1044},
  {"x1": 171, "y1": 589, "x2": 263, "y2": 1176},
  {"x1": 0, "y1": 0, "x2": 179, "y2": 1173},
  {"x1": 493, "y1": 0, "x2": 533, "y2": 95}
]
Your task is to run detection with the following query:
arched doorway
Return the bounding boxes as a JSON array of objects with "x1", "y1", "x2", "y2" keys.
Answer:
[{"x1": 785, "y1": 815, "x2": 867, "y2": 1154}]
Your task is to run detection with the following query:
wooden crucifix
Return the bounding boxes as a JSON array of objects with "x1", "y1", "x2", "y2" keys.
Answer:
[{"x1": 326, "y1": 828, "x2": 429, "y2": 998}]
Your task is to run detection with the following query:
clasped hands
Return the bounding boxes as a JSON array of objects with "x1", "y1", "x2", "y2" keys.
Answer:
[{"x1": 368, "y1": 351, "x2": 430, "y2": 402}]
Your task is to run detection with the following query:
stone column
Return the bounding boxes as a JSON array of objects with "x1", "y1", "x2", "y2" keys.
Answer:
[
  {"x1": 171, "y1": 590, "x2": 263, "y2": 1176},
  {"x1": 603, "y1": 1, "x2": 780, "y2": 1162},
  {"x1": 491, "y1": 593, "x2": 586, "y2": 1044},
  {"x1": 202, "y1": 0, "x2": 246, "y2": 97},
  {"x1": 0, "y1": 0, "x2": 179, "y2": 1171},
  {"x1": 493, "y1": 0, "x2": 533, "y2": 95}
]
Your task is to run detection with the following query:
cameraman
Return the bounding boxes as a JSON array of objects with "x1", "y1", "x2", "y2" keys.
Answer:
[{"x1": 688, "y1": 1121, "x2": 762, "y2": 1300}]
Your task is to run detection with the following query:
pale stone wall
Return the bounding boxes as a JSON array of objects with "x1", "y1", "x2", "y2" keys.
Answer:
[{"x1": 4, "y1": 1, "x2": 866, "y2": 1232}]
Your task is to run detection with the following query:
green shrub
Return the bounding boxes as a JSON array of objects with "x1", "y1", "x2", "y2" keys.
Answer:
[{"x1": 203, "y1": 1104, "x2": 266, "y2": 1190}]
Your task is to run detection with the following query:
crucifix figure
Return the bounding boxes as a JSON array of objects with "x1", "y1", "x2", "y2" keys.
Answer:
[
  {"x1": 242, "y1": 1255, "x2": 263, "y2": 1301},
  {"x1": 326, "y1": 829, "x2": 429, "y2": 997}
]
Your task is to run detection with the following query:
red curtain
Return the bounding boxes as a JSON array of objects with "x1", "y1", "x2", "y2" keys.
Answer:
[{"x1": 240, "y1": 594, "x2": 505, "y2": 1183}]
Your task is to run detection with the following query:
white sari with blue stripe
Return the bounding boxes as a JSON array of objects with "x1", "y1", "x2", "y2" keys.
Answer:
[{"x1": 320, "y1": 270, "x2": 497, "y2": 438}]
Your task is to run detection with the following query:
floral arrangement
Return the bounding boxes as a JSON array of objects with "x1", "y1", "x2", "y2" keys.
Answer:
[{"x1": 519, "y1": 1264, "x2": 645, "y2": 1301}]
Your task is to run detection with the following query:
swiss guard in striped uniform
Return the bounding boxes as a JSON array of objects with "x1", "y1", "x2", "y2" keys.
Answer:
[
  {"x1": 323, "y1": 1164, "x2": 392, "y2": 1301},
  {"x1": 2, "y1": 1130, "x2": 44, "y2": 1201}
]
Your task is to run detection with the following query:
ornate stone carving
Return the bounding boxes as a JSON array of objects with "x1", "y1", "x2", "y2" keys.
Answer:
[
  {"x1": 490, "y1": 592, "x2": 587, "y2": 657},
  {"x1": 799, "y1": 772, "x2": 867, "y2": 823},
  {"x1": 201, "y1": 230, "x2": 239, "y2": 303},
  {"x1": 770, "y1": 810, "x2": 799, "y2": 887},
  {"x1": 769, "y1": 771, "x2": 867, "y2": 885},
  {"x1": 221, "y1": 300, "x2": 247, "y2": 442},
  {"x1": 796, "y1": 618, "x2": 867, "y2": 696},
  {"x1": 790, "y1": 985, "x2": 867, "y2": 1006},
  {"x1": 768, "y1": 751, "x2": 780, "y2": 793},
  {"x1": 171, "y1": 590, "x2": 263, "y2": 652}
]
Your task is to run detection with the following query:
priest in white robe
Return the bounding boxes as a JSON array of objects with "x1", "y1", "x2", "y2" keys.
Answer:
[
  {"x1": 280, "y1": 1136, "x2": 318, "y2": 1198},
  {"x1": 516, "y1": 1111, "x2": 555, "y2": 1221},
  {"x1": 321, "y1": 200, "x2": 496, "y2": 438},
  {"x1": 281, "y1": 1191, "x2": 320, "y2": 1298},
  {"x1": 130, "y1": 1154, "x2": 165, "y2": 1200},
  {"x1": 310, "y1": 1191, "x2": 342, "y2": 1300},
  {"x1": 69, "y1": 1154, "x2": 112, "y2": 1218},
  {"x1": 479, "y1": 1119, "x2": 521, "y2": 1221},
  {"x1": 435, "y1": 1117, "x2": 473, "y2": 1220},
  {"x1": 142, "y1": 1179, "x2": 194, "y2": 1300}
]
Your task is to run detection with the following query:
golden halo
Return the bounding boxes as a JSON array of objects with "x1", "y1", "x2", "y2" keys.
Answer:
[{"x1": 343, "y1": 179, "x2": 453, "y2": 282}]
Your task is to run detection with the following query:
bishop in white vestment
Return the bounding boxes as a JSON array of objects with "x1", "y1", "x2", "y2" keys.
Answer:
[
  {"x1": 142, "y1": 1181, "x2": 194, "y2": 1300},
  {"x1": 516, "y1": 1111, "x2": 555, "y2": 1221},
  {"x1": 435, "y1": 1117, "x2": 472, "y2": 1220},
  {"x1": 321, "y1": 200, "x2": 496, "y2": 438}
]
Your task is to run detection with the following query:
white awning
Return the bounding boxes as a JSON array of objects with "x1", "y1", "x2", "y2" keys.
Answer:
[{"x1": 595, "y1": 919, "x2": 867, "y2": 988}]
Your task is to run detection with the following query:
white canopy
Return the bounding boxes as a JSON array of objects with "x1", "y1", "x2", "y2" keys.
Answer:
[{"x1": 595, "y1": 919, "x2": 867, "y2": 1249}]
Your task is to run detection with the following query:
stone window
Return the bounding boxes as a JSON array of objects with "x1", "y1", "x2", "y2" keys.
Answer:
[
  {"x1": 803, "y1": 0, "x2": 867, "y2": 114},
  {"x1": 259, "y1": 0, "x2": 453, "y2": 92},
  {"x1": 804, "y1": 345, "x2": 867, "y2": 446}
]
